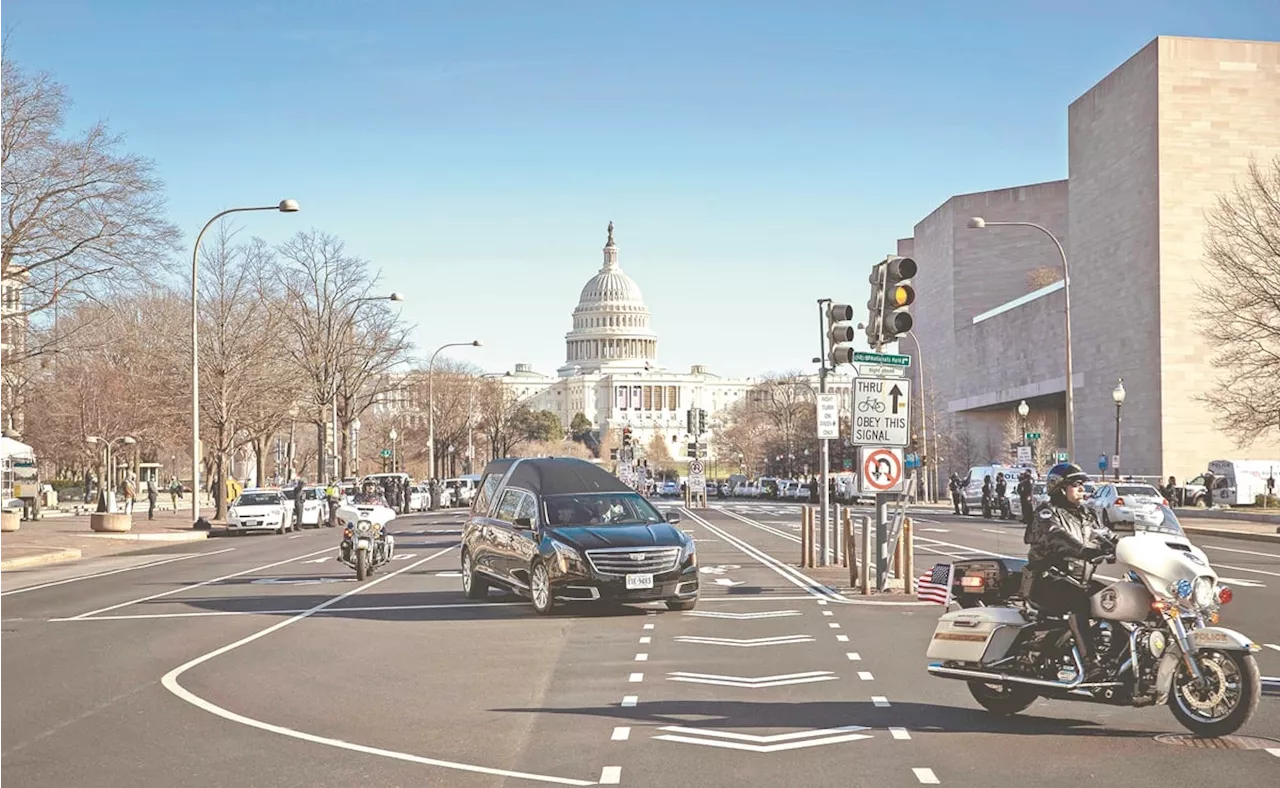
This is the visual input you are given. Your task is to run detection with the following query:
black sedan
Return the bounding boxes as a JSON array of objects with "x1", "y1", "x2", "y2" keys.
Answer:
[{"x1": 460, "y1": 457, "x2": 699, "y2": 614}]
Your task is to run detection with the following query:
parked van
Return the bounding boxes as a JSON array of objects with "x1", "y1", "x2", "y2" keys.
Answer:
[
  {"x1": 1204, "y1": 460, "x2": 1280, "y2": 507},
  {"x1": 958, "y1": 464, "x2": 1036, "y2": 517}
]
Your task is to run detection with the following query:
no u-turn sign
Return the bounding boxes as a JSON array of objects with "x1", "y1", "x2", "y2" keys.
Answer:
[{"x1": 858, "y1": 447, "x2": 905, "y2": 494}]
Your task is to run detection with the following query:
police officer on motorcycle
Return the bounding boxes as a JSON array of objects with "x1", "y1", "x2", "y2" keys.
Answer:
[{"x1": 1025, "y1": 462, "x2": 1117, "y2": 677}]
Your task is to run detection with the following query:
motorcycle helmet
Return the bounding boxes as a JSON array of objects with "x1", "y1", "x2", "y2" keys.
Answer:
[{"x1": 1045, "y1": 462, "x2": 1089, "y2": 496}]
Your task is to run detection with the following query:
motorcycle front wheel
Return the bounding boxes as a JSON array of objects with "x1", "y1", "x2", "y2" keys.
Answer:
[
  {"x1": 356, "y1": 550, "x2": 369, "y2": 582},
  {"x1": 1169, "y1": 649, "x2": 1260, "y2": 737}
]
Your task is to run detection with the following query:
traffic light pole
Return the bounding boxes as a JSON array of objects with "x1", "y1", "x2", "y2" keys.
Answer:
[{"x1": 817, "y1": 299, "x2": 831, "y2": 567}]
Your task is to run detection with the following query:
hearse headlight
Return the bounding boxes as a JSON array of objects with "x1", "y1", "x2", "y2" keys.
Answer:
[{"x1": 551, "y1": 541, "x2": 584, "y2": 572}]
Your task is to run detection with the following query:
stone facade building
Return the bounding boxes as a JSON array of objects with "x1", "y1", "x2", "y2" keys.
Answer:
[{"x1": 904, "y1": 36, "x2": 1280, "y2": 483}]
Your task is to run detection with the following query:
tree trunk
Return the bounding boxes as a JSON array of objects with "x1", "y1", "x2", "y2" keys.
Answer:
[
  {"x1": 315, "y1": 419, "x2": 326, "y2": 483},
  {"x1": 253, "y1": 437, "x2": 266, "y2": 490},
  {"x1": 214, "y1": 451, "x2": 227, "y2": 521}
]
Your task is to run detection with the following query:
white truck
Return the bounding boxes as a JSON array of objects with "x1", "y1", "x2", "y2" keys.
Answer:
[{"x1": 1191, "y1": 459, "x2": 1280, "y2": 507}]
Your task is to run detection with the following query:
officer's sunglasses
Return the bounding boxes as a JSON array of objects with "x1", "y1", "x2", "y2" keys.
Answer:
[{"x1": 1067, "y1": 480, "x2": 1086, "y2": 489}]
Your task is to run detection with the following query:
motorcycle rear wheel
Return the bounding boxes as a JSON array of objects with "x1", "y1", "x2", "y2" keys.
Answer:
[
  {"x1": 1169, "y1": 649, "x2": 1260, "y2": 737},
  {"x1": 968, "y1": 681, "x2": 1038, "y2": 715}
]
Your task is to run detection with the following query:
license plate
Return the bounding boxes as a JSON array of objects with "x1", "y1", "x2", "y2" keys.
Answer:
[{"x1": 626, "y1": 574, "x2": 654, "y2": 590}]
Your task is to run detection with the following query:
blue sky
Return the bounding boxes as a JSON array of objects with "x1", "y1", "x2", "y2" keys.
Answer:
[{"x1": 6, "y1": 1, "x2": 1277, "y2": 378}]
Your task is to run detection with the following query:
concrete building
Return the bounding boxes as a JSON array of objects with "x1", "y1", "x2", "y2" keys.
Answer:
[{"x1": 904, "y1": 36, "x2": 1280, "y2": 483}]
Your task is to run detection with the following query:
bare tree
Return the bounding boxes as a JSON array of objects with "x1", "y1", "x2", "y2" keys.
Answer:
[
  {"x1": 475, "y1": 379, "x2": 527, "y2": 461},
  {"x1": 1, "y1": 58, "x2": 179, "y2": 354},
  {"x1": 197, "y1": 228, "x2": 282, "y2": 518},
  {"x1": 1196, "y1": 157, "x2": 1280, "y2": 446},
  {"x1": 1026, "y1": 266, "x2": 1062, "y2": 290},
  {"x1": 275, "y1": 229, "x2": 413, "y2": 479}
]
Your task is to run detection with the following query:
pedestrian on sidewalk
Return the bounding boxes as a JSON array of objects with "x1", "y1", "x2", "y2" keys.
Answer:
[
  {"x1": 122, "y1": 476, "x2": 137, "y2": 515},
  {"x1": 146, "y1": 479, "x2": 158, "y2": 520}
]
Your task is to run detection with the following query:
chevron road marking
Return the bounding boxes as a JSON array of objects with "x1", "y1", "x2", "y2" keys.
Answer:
[
  {"x1": 673, "y1": 634, "x2": 814, "y2": 647},
  {"x1": 682, "y1": 610, "x2": 801, "y2": 620},
  {"x1": 667, "y1": 670, "x2": 838, "y2": 688},
  {"x1": 653, "y1": 725, "x2": 873, "y2": 753},
  {"x1": 713, "y1": 578, "x2": 746, "y2": 586}
]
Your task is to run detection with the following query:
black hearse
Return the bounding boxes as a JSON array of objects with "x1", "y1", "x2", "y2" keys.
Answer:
[{"x1": 459, "y1": 457, "x2": 699, "y2": 615}]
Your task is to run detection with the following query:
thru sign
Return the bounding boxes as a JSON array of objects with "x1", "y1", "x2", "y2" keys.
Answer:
[
  {"x1": 852, "y1": 377, "x2": 910, "y2": 447},
  {"x1": 816, "y1": 393, "x2": 840, "y2": 439}
]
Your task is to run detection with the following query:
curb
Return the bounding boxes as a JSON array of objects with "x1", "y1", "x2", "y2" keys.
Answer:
[
  {"x1": 1183, "y1": 526, "x2": 1280, "y2": 545},
  {"x1": 84, "y1": 532, "x2": 210, "y2": 543},
  {"x1": 1, "y1": 547, "x2": 84, "y2": 571}
]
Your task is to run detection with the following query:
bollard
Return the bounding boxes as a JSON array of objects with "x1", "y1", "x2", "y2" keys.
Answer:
[
  {"x1": 859, "y1": 514, "x2": 872, "y2": 595},
  {"x1": 844, "y1": 510, "x2": 856, "y2": 589},
  {"x1": 903, "y1": 517, "x2": 914, "y2": 596},
  {"x1": 800, "y1": 507, "x2": 811, "y2": 568},
  {"x1": 833, "y1": 503, "x2": 843, "y2": 564}
]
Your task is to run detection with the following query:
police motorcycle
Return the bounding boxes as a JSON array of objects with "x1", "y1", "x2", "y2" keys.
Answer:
[
  {"x1": 336, "y1": 486, "x2": 396, "y2": 581},
  {"x1": 925, "y1": 506, "x2": 1262, "y2": 736}
]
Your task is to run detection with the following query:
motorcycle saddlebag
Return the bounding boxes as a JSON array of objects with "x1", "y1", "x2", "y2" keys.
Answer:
[{"x1": 926, "y1": 607, "x2": 1027, "y2": 664}]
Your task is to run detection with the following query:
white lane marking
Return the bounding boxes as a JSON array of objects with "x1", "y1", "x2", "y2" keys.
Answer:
[
  {"x1": 1212, "y1": 562, "x2": 1280, "y2": 579},
  {"x1": 621, "y1": 696, "x2": 638, "y2": 707},
  {"x1": 837, "y1": 635, "x2": 850, "y2": 642},
  {"x1": 697, "y1": 509, "x2": 934, "y2": 606},
  {"x1": 643, "y1": 623, "x2": 654, "y2": 630},
  {"x1": 913, "y1": 535, "x2": 1018, "y2": 560},
  {"x1": 635, "y1": 653, "x2": 648, "y2": 661},
  {"x1": 890, "y1": 727, "x2": 911, "y2": 740},
  {"x1": 1202, "y1": 544, "x2": 1280, "y2": 559},
  {"x1": 599, "y1": 766, "x2": 621, "y2": 785},
  {"x1": 51, "y1": 601, "x2": 529, "y2": 622},
  {"x1": 872, "y1": 696, "x2": 890, "y2": 707},
  {"x1": 629, "y1": 673, "x2": 644, "y2": 683},
  {"x1": 289, "y1": 534, "x2": 305, "y2": 539},
  {"x1": 982, "y1": 529, "x2": 1004, "y2": 534},
  {"x1": 847, "y1": 652, "x2": 862, "y2": 661},
  {"x1": 161, "y1": 547, "x2": 595, "y2": 786},
  {"x1": 1264, "y1": 644, "x2": 1280, "y2": 652},
  {"x1": 858, "y1": 671, "x2": 875, "y2": 681},
  {"x1": 67, "y1": 546, "x2": 336, "y2": 620},
  {"x1": 639, "y1": 636, "x2": 651, "y2": 644},
  {"x1": 0, "y1": 548, "x2": 236, "y2": 597},
  {"x1": 920, "y1": 527, "x2": 950, "y2": 532},
  {"x1": 302, "y1": 557, "x2": 330, "y2": 564},
  {"x1": 684, "y1": 610, "x2": 801, "y2": 619},
  {"x1": 713, "y1": 578, "x2": 746, "y2": 587},
  {"x1": 817, "y1": 599, "x2": 828, "y2": 605},
  {"x1": 667, "y1": 671, "x2": 838, "y2": 688},
  {"x1": 829, "y1": 623, "x2": 841, "y2": 629},
  {"x1": 914, "y1": 767, "x2": 940, "y2": 784},
  {"x1": 611, "y1": 727, "x2": 631, "y2": 742},
  {"x1": 823, "y1": 610, "x2": 834, "y2": 616},
  {"x1": 1215, "y1": 576, "x2": 1267, "y2": 588},
  {"x1": 1266, "y1": 747, "x2": 1280, "y2": 758}
]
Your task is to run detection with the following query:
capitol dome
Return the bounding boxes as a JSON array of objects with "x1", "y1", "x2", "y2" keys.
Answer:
[{"x1": 559, "y1": 222, "x2": 659, "y2": 377}]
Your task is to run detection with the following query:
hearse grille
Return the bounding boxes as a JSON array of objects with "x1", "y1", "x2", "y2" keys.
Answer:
[{"x1": 586, "y1": 547, "x2": 681, "y2": 575}]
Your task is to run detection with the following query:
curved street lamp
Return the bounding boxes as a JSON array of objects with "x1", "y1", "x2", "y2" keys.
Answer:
[
  {"x1": 1112, "y1": 379, "x2": 1126, "y2": 480},
  {"x1": 427, "y1": 341, "x2": 483, "y2": 479},
  {"x1": 191, "y1": 200, "x2": 299, "y2": 525},
  {"x1": 968, "y1": 216, "x2": 1074, "y2": 461}
]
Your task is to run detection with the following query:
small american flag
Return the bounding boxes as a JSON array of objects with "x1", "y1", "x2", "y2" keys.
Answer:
[{"x1": 916, "y1": 563, "x2": 953, "y2": 605}]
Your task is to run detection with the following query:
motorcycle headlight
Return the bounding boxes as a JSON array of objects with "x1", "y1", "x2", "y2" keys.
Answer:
[
  {"x1": 355, "y1": 520, "x2": 373, "y2": 533},
  {"x1": 1192, "y1": 576, "x2": 1215, "y2": 608}
]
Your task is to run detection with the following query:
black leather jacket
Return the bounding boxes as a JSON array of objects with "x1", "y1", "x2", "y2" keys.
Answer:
[{"x1": 1026, "y1": 500, "x2": 1114, "y2": 575}]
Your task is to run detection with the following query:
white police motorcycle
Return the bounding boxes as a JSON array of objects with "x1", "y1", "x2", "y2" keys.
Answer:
[{"x1": 336, "y1": 496, "x2": 396, "y2": 581}]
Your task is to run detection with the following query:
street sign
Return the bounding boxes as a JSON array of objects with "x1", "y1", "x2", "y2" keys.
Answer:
[
  {"x1": 1098, "y1": 454, "x2": 1108, "y2": 471},
  {"x1": 815, "y1": 393, "x2": 840, "y2": 439},
  {"x1": 1025, "y1": 432, "x2": 1041, "y2": 441},
  {"x1": 380, "y1": 449, "x2": 392, "y2": 458},
  {"x1": 852, "y1": 377, "x2": 911, "y2": 447},
  {"x1": 905, "y1": 452, "x2": 920, "y2": 469},
  {"x1": 688, "y1": 459, "x2": 706, "y2": 493},
  {"x1": 688, "y1": 459, "x2": 704, "y2": 475},
  {"x1": 1016, "y1": 446, "x2": 1032, "y2": 465},
  {"x1": 853, "y1": 351, "x2": 911, "y2": 367},
  {"x1": 1054, "y1": 451, "x2": 1069, "y2": 463},
  {"x1": 859, "y1": 447, "x2": 904, "y2": 494}
]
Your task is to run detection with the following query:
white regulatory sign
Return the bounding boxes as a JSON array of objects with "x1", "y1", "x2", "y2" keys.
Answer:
[
  {"x1": 816, "y1": 393, "x2": 840, "y2": 439},
  {"x1": 858, "y1": 447, "x2": 905, "y2": 494},
  {"x1": 688, "y1": 459, "x2": 704, "y2": 475},
  {"x1": 852, "y1": 377, "x2": 911, "y2": 447}
]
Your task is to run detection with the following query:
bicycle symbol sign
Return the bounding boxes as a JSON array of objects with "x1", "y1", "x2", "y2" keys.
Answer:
[{"x1": 852, "y1": 377, "x2": 910, "y2": 447}]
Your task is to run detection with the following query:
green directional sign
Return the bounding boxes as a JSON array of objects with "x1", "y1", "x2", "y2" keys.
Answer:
[
  {"x1": 380, "y1": 449, "x2": 392, "y2": 458},
  {"x1": 853, "y1": 351, "x2": 911, "y2": 367},
  {"x1": 1025, "y1": 432, "x2": 1042, "y2": 441}
]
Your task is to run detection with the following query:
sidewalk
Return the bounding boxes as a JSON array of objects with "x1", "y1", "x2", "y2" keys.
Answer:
[{"x1": 1, "y1": 507, "x2": 212, "y2": 572}]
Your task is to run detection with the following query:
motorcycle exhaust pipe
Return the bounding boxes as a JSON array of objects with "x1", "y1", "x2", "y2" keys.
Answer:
[{"x1": 928, "y1": 662, "x2": 1086, "y2": 689}]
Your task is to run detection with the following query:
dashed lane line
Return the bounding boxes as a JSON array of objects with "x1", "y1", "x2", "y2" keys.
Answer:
[
  {"x1": 621, "y1": 696, "x2": 638, "y2": 708},
  {"x1": 872, "y1": 696, "x2": 890, "y2": 707},
  {"x1": 599, "y1": 766, "x2": 622, "y2": 784},
  {"x1": 611, "y1": 727, "x2": 631, "y2": 742},
  {"x1": 891, "y1": 728, "x2": 911, "y2": 740},
  {"x1": 629, "y1": 673, "x2": 644, "y2": 683},
  {"x1": 914, "y1": 767, "x2": 940, "y2": 784},
  {"x1": 847, "y1": 653, "x2": 861, "y2": 661}
]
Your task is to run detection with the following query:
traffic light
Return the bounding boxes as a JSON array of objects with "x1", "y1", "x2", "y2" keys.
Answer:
[
  {"x1": 865, "y1": 256, "x2": 916, "y2": 349},
  {"x1": 686, "y1": 409, "x2": 696, "y2": 435},
  {"x1": 695, "y1": 408, "x2": 706, "y2": 435},
  {"x1": 826, "y1": 303, "x2": 856, "y2": 366},
  {"x1": 621, "y1": 427, "x2": 633, "y2": 458}
]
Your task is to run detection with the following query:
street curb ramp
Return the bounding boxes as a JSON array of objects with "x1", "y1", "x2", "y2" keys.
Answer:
[{"x1": 1, "y1": 547, "x2": 84, "y2": 572}]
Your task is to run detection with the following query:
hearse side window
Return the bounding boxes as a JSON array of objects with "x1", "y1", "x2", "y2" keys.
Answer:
[
  {"x1": 514, "y1": 493, "x2": 538, "y2": 527},
  {"x1": 473, "y1": 473, "x2": 503, "y2": 515},
  {"x1": 494, "y1": 489, "x2": 523, "y2": 523}
]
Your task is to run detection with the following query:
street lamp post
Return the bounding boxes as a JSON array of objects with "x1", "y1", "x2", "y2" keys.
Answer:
[
  {"x1": 427, "y1": 341, "x2": 482, "y2": 480},
  {"x1": 191, "y1": 200, "x2": 299, "y2": 525},
  {"x1": 331, "y1": 292, "x2": 405, "y2": 481},
  {"x1": 1017, "y1": 399, "x2": 1030, "y2": 454},
  {"x1": 389, "y1": 428, "x2": 398, "y2": 474},
  {"x1": 1112, "y1": 379, "x2": 1126, "y2": 481},
  {"x1": 967, "y1": 217, "x2": 1074, "y2": 462},
  {"x1": 87, "y1": 435, "x2": 136, "y2": 513},
  {"x1": 906, "y1": 329, "x2": 931, "y2": 502},
  {"x1": 352, "y1": 417, "x2": 362, "y2": 477}
]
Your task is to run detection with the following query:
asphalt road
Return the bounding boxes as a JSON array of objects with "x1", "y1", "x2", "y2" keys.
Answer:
[{"x1": 2, "y1": 503, "x2": 1278, "y2": 787}]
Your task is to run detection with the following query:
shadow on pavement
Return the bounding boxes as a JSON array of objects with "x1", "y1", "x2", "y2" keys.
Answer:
[
  {"x1": 163, "y1": 589, "x2": 661, "y2": 622},
  {"x1": 490, "y1": 698, "x2": 1166, "y2": 738}
]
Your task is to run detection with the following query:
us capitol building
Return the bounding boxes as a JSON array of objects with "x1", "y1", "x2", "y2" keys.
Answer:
[{"x1": 490, "y1": 223, "x2": 854, "y2": 467}]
